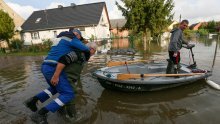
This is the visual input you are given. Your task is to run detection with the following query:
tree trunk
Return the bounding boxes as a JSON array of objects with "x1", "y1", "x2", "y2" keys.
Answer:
[
  {"x1": 157, "y1": 34, "x2": 160, "y2": 46},
  {"x1": 6, "y1": 39, "x2": 11, "y2": 52},
  {"x1": 143, "y1": 29, "x2": 151, "y2": 51},
  {"x1": 144, "y1": 35, "x2": 147, "y2": 51}
]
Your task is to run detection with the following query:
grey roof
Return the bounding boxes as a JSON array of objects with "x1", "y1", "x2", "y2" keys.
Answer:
[
  {"x1": 110, "y1": 19, "x2": 126, "y2": 29},
  {"x1": 21, "y1": 2, "x2": 107, "y2": 32}
]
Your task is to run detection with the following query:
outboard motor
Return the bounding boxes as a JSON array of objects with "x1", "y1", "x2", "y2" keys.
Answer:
[{"x1": 183, "y1": 44, "x2": 197, "y2": 69}]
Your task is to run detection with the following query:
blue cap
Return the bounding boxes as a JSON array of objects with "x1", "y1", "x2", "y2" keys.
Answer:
[{"x1": 71, "y1": 29, "x2": 82, "y2": 36}]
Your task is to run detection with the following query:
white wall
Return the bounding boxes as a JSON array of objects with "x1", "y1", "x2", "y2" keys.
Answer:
[
  {"x1": 84, "y1": 7, "x2": 110, "y2": 41},
  {"x1": 22, "y1": 28, "x2": 68, "y2": 45}
]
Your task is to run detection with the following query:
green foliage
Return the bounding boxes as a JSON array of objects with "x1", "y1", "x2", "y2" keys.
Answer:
[
  {"x1": 27, "y1": 45, "x2": 41, "y2": 52},
  {"x1": 0, "y1": 48, "x2": 6, "y2": 53},
  {"x1": 200, "y1": 20, "x2": 218, "y2": 33},
  {"x1": 197, "y1": 29, "x2": 209, "y2": 36},
  {"x1": 26, "y1": 41, "x2": 54, "y2": 53},
  {"x1": 116, "y1": 0, "x2": 174, "y2": 37},
  {"x1": 110, "y1": 34, "x2": 120, "y2": 39},
  {"x1": 10, "y1": 39, "x2": 24, "y2": 50},
  {"x1": 89, "y1": 35, "x2": 97, "y2": 41},
  {"x1": 183, "y1": 29, "x2": 197, "y2": 38},
  {"x1": 206, "y1": 20, "x2": 216, "y2": 32},
  {"x1": 183, "y1": 28, "x2": 209, "y2": 39},
  {"x1": 129, "y1": 32, "x2": 144, "y2": 48},
  {"x1": 42, "y1": 39, "x2": 53, "y2": 51},
  {"x1": 0, "y1": 10, "x2": 15, "y2": 41}
]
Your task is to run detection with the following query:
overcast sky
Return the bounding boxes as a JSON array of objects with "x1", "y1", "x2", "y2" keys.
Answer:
[{"x1": 4, "y1": 0, "x2": 220, "y2": 24}]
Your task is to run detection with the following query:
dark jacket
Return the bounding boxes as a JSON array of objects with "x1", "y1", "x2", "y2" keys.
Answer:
[{"x1": 168, "y1": 28, "x2": 188, "y2": 52}]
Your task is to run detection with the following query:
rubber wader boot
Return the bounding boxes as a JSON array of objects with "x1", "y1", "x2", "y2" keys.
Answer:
[
  {"x1": 24, "y1": 96, "x2": 38, "y2": 112},
  {"x1": 174, "y1": 64, "x2": 178, "y2": 74},
  {"x1": 62, "y1": 104, "x2": 83, "y2": 122},
  {"x1": 166, "y1": 59, "x2": 174, "y2": 74},
  {"x1": 57, "y1": 106, "x2": 67, "y2": 115},
  {"x1": 177, "y1": 63, "x2": 182, "y2": 70},
  {"x1": 66, "y1": 104, "x2": 77, "y2": 118},
  {"x1": 57, "y1": 104, "x2": 76, "y2": 118},
  {"x1": 30, "y1": 108, "x2": 48, "y2": 124}
]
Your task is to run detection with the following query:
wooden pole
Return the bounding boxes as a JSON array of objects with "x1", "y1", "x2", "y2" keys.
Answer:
[
  {"x1": 117, "y1": 73, "x2": 204, "y2": 80},
  {"x1": 107, "y1": 60, "x2": 150, "y2": 67}
]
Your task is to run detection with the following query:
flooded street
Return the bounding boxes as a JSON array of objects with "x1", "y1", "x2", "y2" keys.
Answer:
[{"x1": 0, "y1": 37, "x2": 220, "y2": 124}]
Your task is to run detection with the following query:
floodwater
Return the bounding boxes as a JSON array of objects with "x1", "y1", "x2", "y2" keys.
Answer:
[{"x1": 0, "y1": 36, "x2": 220, "y2": 124}]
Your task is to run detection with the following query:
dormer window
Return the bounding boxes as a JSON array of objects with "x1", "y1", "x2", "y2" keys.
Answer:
[{"x1": 35, "y1": 18, "x2": 41, "y2": 23}]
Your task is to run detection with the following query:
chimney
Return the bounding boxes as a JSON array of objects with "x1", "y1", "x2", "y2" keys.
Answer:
[
  {"x1": 71, "y1": 3, "x2": 76, "y2": 7},
  {"x1": 58, "y1": 5, "x2": 63, "y2": 8}
]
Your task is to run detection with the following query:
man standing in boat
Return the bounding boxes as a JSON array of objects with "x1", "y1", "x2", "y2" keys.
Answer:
[{"x1": 167, "y1": 20, "x2": 189, "y2": 74}]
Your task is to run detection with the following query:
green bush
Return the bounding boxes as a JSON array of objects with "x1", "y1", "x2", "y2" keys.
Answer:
[
  {"x1": 42, "y1": 39, "x2": 53, "y2": 51},
  {"x1": 184, "y1": 29, "x2": 197, "y2": 38},
  {"x1": 197, "y1": 29, "x2": 209, "y2": 36},
  {"x1": 28, "y1": 45, "x2": 41, "y2": 52},
  {"x1": 129, "y1": 32, "x2": 144, "y2": 49},
  {"x1": 10, "y1": 39, "x2": 24, "y2": 51},
  {"x1": 89, "y1": 35, "x2": 97, "y2": 42}
]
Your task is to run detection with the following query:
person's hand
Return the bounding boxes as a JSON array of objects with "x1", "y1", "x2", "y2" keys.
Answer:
[
  {"x1": 51, "y1": 75, "x2": 59, "y2": 86},
  {"x1": 90, "y1": 47, "x2": 96, "y2": 55},
  {"x1": 187, "y1": 44, "x2": 195, "y2": 49},
  {"x1": 173, "y1": 52, "x2": 178, "y2": 57}
]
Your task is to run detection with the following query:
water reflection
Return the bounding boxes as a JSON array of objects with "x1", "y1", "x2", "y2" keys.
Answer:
[
  {"x1": 112, "y1": 39, "x2": 129, "y2": 48},
  {"x1": 86, "y1": 82, "x2": 207, "y2": 124},
  {"x1": 0, "y1": 56, "x2": 45, "y2": 123},
  {"x1": 197, "y1": 36, "x2": 216, "y2": 47},
  {"x1": 0, "y1": 35, "x2": 219, "y2": 123}
]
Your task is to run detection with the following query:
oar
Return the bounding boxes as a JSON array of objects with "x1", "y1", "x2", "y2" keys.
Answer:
[
  {"x1": 117, "y1": 73, "x2": 204, "y2": 80},
  {"x1": 107, "y1": 60, "x2": 150, "y2": 67}
]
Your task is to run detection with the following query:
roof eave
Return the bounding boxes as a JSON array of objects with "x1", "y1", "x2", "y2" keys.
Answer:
[{"x1": 21, "y1": 24, "x2": 98, "y2": 32}]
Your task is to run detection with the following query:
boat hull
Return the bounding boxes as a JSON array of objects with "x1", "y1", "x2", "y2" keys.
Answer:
[
  {"x1": 93, "y1": 63, "x2": 212, "y2": 92},
  {"x1": 95, "y1": 74, "x2": 211, "y2": 92}
]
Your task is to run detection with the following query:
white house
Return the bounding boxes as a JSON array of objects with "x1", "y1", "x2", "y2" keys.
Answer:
[{"x1": 21, "y1": 2, "x2": 111, "y2": 45}]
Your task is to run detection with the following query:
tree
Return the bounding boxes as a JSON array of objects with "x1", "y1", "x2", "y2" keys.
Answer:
[
  {"x1": 0, "y1": 10, "x2": 15, "y2": 44},
  {"x1": 200, "y1": 20, "x2": 218, "y2": 33},
  {"x1": 116, "y1": 0, "x2": 174, "y2": 39}
]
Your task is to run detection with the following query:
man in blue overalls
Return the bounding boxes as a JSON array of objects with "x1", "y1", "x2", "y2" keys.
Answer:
[{"x1": 24, "y1": 29, "x2": 96, "y2": 123}]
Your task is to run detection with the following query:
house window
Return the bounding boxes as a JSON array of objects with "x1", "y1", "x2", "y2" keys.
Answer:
[
  {"x1": 31, "y1": 32, "x2": 40, "y2": 39},
  {"x1": 53, "y1": 31, "x2": 57, "y2": 38},
  {"x1": 35, "y1": 18, "x2": 41, "y2": 23}
]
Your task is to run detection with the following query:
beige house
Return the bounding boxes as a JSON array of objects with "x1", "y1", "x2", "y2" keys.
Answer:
[
  {"x1": 0, "y1": 0, "x2": 24, "y2": 48},
  {"x1": 167, "y1": 20, "x2": 179, "y2": 31},
  {"x1": 110, "y1": 19, "x2": 129, "y2": 38}
]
